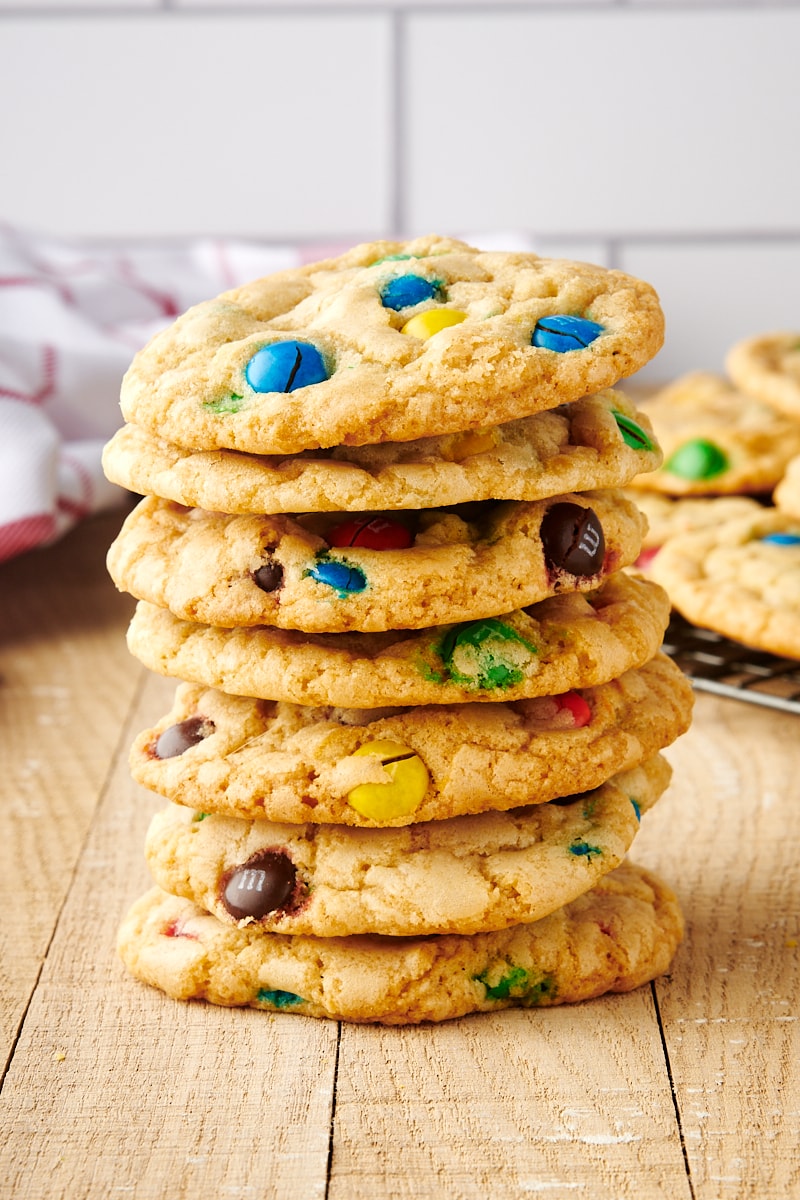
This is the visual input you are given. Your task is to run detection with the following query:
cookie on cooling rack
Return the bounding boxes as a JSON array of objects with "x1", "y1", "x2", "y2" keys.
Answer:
[
  {"x1": 625, "y1": 493, "x2": 763, "y2": 575},
  {"x1": 119, "y1": 235, "x2": 664, "y2": 455},
  {"x1": 626, "y1": 372, "x2": 800, "y2": 496},
  {"x1": 650, "y1": 508, "x2": 800, "y2": 658}
]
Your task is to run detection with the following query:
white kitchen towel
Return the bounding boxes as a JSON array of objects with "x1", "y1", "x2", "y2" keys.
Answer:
[{"x1": 0, "y1": 224, "x2": 314, "y2": 563}]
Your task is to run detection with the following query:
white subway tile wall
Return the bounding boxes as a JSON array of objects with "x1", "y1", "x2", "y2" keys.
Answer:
[{"x1": 1, "y1": 1, "x2": 798, "y2": 380}]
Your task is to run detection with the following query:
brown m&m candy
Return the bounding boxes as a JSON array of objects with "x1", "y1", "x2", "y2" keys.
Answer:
[
  {"x1": 153, "y1": 716, "x2": 214, "y2": 760},
  {"x1": 252, "y1": 559, "x2": 284, "y2": 593},
  {"x1": 220, "y1": 850, "x2": 300, "y2": 921},
  {"x1": 540, "y1": 503, "x2": 605, "y2": 577}
]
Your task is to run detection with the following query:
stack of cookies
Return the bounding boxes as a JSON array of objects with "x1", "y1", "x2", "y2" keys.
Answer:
[{"x1": 104, "y1": 236, "x2": 693, "y2": 1025}]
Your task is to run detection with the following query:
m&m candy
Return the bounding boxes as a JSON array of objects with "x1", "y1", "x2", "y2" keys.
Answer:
[
  {"x1": 327, "y1": 516, "x2": 413, "y2": 550},
  {"x1": 346, "y1": 741, "x2": 429, "y2": 821},
  {"x1": 532, "y1": 315, "x2": 604, "y2": 352},
  {"x1": 401, "y1": 309, "x2": 468, "y2": 340},
  {"x1": 308, "y1": 560, "x2": 368, "y2": 594},
  {"x1": 245, "y1": 341, "x2": 328, "y2": 393},
  {"x1": 664, "y1": 439, "x2": 728, "y2": 481},
  {"x1": 380, "y1": 275, "x2": 442, "y2": 311}
]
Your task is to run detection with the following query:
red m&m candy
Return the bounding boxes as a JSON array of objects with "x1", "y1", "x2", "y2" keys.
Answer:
[
  {"x1": 327, "y1": 516, "x2": 413, "y2": 550},
  {"x1": 554, "y1": 691, "x2": 592, "y2": 728}
]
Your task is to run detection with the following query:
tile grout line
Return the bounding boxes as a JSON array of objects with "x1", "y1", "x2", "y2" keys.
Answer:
[
  {"x1": 0, "y1": 664, "x2": 150, "y2": 1095},
  {"x1": 651, "y1": 980, "x2": 697, "y2": 1200},
  {"x1": 1, "y1": 2, "x2": 796, "y2": 18},
  {"x1": 390, "y1": 9, "x2": 406, "y2": 236}
]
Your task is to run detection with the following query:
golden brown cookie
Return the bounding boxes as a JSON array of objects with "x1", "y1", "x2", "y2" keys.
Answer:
[
  {"x1": 125, "y1": 573, "x2": 672, "y2": 708},
  {"x1": 108, "y1": 491, "x2": 646, "y2": 633},
  {"x1": 116, "y1": 860, "x2": 684, "y2": 1024},
  {"x1": 726, "y1": 331, "x2": 800, "y2": 419},
  {"x1": 120, "y1": 236, "x2": 664, "y2": 454},
  {"x1": 103, "y1": 391, "x2": 661, "y2": 513},
  {"x1": 625, "y1": 492, "x2": 763, "y2": 576},
  {"x1": 130, "y1": 653, "x2": 692, "y2": 825},
  {"x1": 143, "y1": 757, "x2": 670, "y2": 937},
  {"x1": 649, "y1": 507, "x2": 800, "y2": 657},
  {"x1": 626, "y1": 372, "x2": 800, "y2": 496}
]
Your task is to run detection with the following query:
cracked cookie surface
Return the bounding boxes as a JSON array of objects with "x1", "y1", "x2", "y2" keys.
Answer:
[
  {"x1": 126, "y1": 573, "x2": 672, "y2": 708},
  {"x1": 108, "y1": 490, "x2": 645, "y2": 633},
  {"x1": 119, "y1": 235, "x2": 664, "y2": 455},
  {"x1": 117, "y1": 860, "x2": 683, "y2": 1024},
  {"x1": 130, "y1": 653, "x2": 691, "y2": 825}
]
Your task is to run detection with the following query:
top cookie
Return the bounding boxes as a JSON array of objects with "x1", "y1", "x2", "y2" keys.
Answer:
[
  {"x1": 119, "y1": 236, "x2": 665, "y2": 455},
  {"x1": 726, "y1": 331, "x2": 800, "y2": 419},
  {"x1": 626, "y1": 371, "x2": 800, "y2": 496}
]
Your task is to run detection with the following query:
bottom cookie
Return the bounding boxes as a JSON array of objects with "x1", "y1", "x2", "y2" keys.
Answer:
[{"x1": 117, "y1": 860, "x2": 683, "y2": 1025}]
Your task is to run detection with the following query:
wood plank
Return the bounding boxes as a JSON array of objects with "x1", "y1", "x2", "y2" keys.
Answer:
[
  {"x1": 0, "y1": 669, "x2": 337, "y2": 1200},
  {"x1": 636, "y1": 695, "x2": 800, "y2": 1199},
  {"x1": 0, "y1": 513, "x2": 141, "y2": 1068},
  {"x1": 329, "y1": 993, "x2": 691, "y2": 1199}
]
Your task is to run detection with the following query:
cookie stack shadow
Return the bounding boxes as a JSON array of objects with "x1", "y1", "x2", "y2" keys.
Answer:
[{"x1": 103, "y1": 236, "x2": 694, "y2": 1025}]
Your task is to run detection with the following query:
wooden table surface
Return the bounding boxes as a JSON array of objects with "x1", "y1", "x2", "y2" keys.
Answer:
[{"x1": 1, "y1": 510, "x2": 798, "y2": 1200}]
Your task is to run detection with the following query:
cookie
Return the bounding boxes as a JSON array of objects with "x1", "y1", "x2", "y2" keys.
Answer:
[
  {"x1": 649, "y1": 508, "x2": 800, "y2": 657},
  {"x1": 625, "y1": 493, "x2": 764, "y2": 575},
  {"x1": 116, "y1": 860, "x2": 683, "y2": 1024},
  {"x1": 108, "y1": 491, "x2": 646, "y2": 634},
  {"x1": 726, "y1": 331, "x2": 800, "y2": 419},
  {"x1": 143, "y1": 756, "x2": 670, "y2": 938},
  {"x1": 774, "y1": 454, "x2": 800, "y2": 519},
  {"x1": 102, "y1": 391, "x2": 662, "y2": 514},
  {"x1": 119, "y1": 236, "x2": 665, "y2": 455},
  {"x1": 129, "y1": 653, "x2": 691, "y2": 826},
  {"x1": 625, "y1": 372, "x2": 800, "y2": 496},
  {"x1": 126, "y1": 572, "x2": 672, "y2": 708}
]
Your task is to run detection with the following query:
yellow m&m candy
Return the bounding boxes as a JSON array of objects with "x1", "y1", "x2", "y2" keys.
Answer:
[
  {"x1": 401, "y1": 309, "x2": 468, "y2": 340},
  {"x1": 346, "y1": 740, "x2": 429, "y2": 821},
  {"x1": 441, "y1": 427, "x2": 499, "y2": 462}
]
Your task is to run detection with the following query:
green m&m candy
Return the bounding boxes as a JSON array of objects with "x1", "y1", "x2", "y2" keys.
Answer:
[
  {"x1": 665, "y1": 438, "x2": 729, "y2": 481},
  {"x1": 612, "y1": 411, "x2": 655, "y2": 452},
  {"x1": 439, "y1": 618, "x2": 538, "y2": 690}
]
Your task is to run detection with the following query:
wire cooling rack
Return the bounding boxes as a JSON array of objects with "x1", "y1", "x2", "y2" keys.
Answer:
[{"x1": 662, "y1": 612, "x2": 800, "y2": 715}]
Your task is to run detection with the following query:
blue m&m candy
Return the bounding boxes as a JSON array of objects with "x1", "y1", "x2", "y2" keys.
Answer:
[
  {"x1": 761, "y1": 532, "x2": 800, "y2": 547},
  {"x1": 532, "y1": 315, "x2": 604, "y2": 352},
  {"x1": 309, "y1": 559, "x2": 368, "y2": 594},
  {"x1": 380, "y1": 275, "x2": 442, "y2": 311},
  {"x1": 245, "y1": 341, "x2": 328, "y2": 394}
]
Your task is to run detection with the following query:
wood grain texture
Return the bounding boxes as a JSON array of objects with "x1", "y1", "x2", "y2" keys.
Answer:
[
  {"x1": 1, "y1": 516, "x2": 799, "y2": 1198},
  {"x1": 636, "y1": 700, "x2": 800, "y2": 1200},
  {"x1": 0, "y1": 669, "x2": 337, "y2": 1200},
  {"x1": 330, "y1": 1001, "x2": 691, "y2": 1200},
  {"x1": 0, "y1": 513, "x2": 140, "y2": 1068}
]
